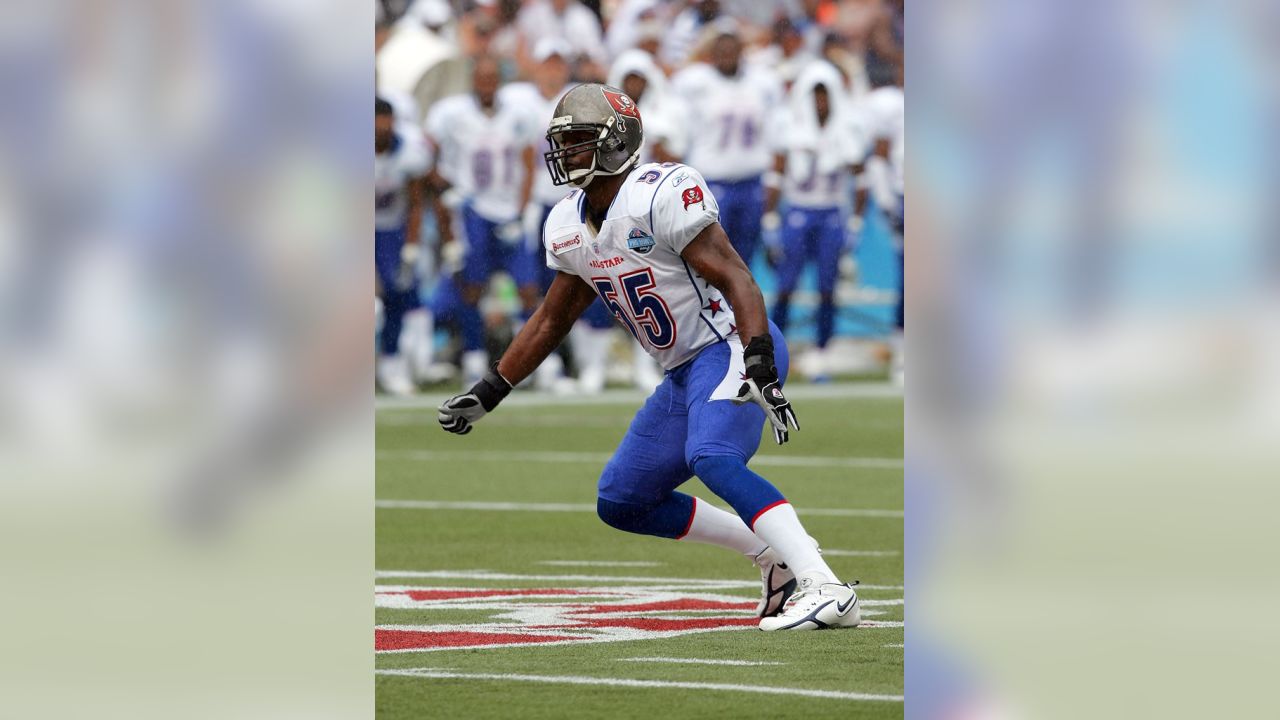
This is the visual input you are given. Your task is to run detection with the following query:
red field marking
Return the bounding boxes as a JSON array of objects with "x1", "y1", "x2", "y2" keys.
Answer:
[
  {"x1": 374, "y1": 584, "x2": 855, "y2": 652},
  {"x1": 376, "y1": 629, "x2": 584, "y2": 651},
  {"x1": 388, "y1": 588, "x2": 590, "y2": 602},
  {"x1": 561, "y1": 616, "x2": 758, "y2": 632},
  {"x1": 569, "y1": 598, "x2": 755, "y2": 614}
]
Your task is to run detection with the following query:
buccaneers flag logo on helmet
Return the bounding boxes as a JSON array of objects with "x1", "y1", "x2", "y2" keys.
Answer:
[{"x1": 601, "y1": 88, "x2": 641, "y2": 119}]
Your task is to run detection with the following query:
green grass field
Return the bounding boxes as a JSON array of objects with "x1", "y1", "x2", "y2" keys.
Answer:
[{"x1": 376, "y1": 383, "x2": 903, "y2": 718}]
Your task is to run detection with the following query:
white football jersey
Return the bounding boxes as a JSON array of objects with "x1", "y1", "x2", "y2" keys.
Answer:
[
  {"x1": 544, "y1": 163, "x2": 735, "y2": 370},
  {"x1": 374, "y1": 131, "x2": 430, "y2": 231},
  {"x1": 425, "y1": 92, "x2": 541, "y2": 221},
  {"x1": 499, "y1": 82, "x2": 575, "y2": 208},
  {"x1": 858, "y1": 86, "x2": 905, "y2": 196},
  {"x1": 669, "y1": 63, "x2": 784, "y2": 181},
  {"x1": 778, "y1": 63, "x2": 864, "y2": 209}
]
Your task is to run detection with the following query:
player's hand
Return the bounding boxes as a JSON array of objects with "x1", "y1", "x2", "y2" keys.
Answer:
[
  {"x1": 440, "y1": 237, "x2": 466, "y2": 275},
  {"x1": 522, "y1": 202, "x2": 544, "y2": 245},
  {"x1": 438, "y1": 367, "x2": 513, "y2": 435},
  {"x1": 844, "y1": 214, "x2": 864, "y2": 252},
  {"x1": 496, "y1": 220, "x2": 524, "y2": 246},
  {"x1": 396, "y1": 243, "x2": 420, "y2": 291},
  {"x1": 731, "y1": 334, "x2": 800, "y2": 444},
  {"x1": 762, "y1": 212, "x2": 783, "y2": 270}
]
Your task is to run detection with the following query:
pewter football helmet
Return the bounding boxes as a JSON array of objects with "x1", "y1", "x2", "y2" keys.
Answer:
[{"x1": 544, "y1": 83, "x2": 644, "y2": 187}]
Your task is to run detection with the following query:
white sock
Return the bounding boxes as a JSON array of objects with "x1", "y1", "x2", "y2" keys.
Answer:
[
  {"x1": 751, "y1": 502, "x2": 838, "y2": 583},
  {"x1": 678, "y1": 497, "x2": 767, "y2": 557},
  {"x1": 535, "y1": 352, "x2": 565, "y2": 389},
  {"x1": 571, "y1": 323, "x2": 611, "y2": 394},
  {"x1": 400, "y1": 309, "x2": 433, "y2": 379},
  {"x1": 461, "y1": 349, "x2": 489, "y2": 388}
]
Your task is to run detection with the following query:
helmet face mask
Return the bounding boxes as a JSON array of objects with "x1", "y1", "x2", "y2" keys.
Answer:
[
  {"x1": 543, "y1": 84, "x2": 644, "y2": 188},
  {"x1": 544, "y1": 122, "x2": 610, "y2": 188}
]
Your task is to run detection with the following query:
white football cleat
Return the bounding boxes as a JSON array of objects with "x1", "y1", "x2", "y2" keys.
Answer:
[
  {"x1": 752, "y1": 536, "x2": 822, "y2": 617},
  {"x1": 377, "y1": 355, "x2": 416, "y2": 397},
  {"x1": 758, "y1": 572, "x2": 861, "y2": 631},
  {"x1": 752, "y1": 546, "x2": 797, "y2": 618}
]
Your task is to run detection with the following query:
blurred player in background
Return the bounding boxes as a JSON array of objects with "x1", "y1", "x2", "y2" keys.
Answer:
[
  {"x1": 497, "y1": 38, "x2": 579, "y2": 392},
  {"x1": 670, "y1": 20, "x2": 783, "y2": 267},
  {"x1": 438, "y1": 84, "x2": 862, "y2": 631},
  {"x1": 765, "y1": 61, "x2": 866, "y2": 381},
  {"x1": 856, "y1": 59, "x2": 905, "y2": 383},
  {"x1": 374, "y1": 97, "x2": 431, "y2": 395},
  {"x1": 425, "y1": 55, "x2": 541, "y2": 387}
]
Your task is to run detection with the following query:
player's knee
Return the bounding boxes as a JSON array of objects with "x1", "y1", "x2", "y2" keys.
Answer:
[
  {"x1": 690, "y1": 455, "x2": 745, "y2": 485},
  {"x1": 596, "y1": 497, "x2": 652, "y2": 534}
]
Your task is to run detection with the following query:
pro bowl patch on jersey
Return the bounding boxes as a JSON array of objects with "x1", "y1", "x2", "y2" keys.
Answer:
[
  {"x1": 626, "y1": 227, "x2": 656, "y2": 255},
  {"x1": 682, "y1": 185, "x2": 705, "y2": 211}
]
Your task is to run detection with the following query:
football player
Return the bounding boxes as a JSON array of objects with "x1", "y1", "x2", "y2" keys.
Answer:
[
  {"x1": 855, "y1": 60, "x2": 905, "y2": 384},
  {"x1": 669, "y1": 20, "x2": 784, "y2": 267},
  {"x1": 498, "y1": 38, "x2": 579, "y2": 392},
  {"x1": 374, "y1": 97, "x2": 431, "y2": 396},
  {"x1": 438, "y1": 84, "x2": 862, "y2": 631},
  {"x1": 424, "y1": 55, "x2": 542, "y2": 387},
  {"x1": 764, "y1": 61, "x2": 867, "y2": 378}
]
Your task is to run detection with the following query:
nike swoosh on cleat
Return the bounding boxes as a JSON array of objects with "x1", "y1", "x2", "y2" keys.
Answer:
[
  {"x1": 779, "y1": 600, "x2": 835, "y2": 630},
  {"x1": 835, "y1": 595, "x2": 856, "y2": 615}
]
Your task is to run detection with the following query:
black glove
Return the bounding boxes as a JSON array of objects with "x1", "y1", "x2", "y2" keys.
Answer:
[
  {"x1": 437, "y1": 366, "x2": 512, "y2": 435},
  {"x1": 731, "y1": 334, "x2": 800, "y2": 444}
]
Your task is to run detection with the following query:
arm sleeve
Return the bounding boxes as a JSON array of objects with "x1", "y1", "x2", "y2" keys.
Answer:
[
  {"x1": 423, "y1": 100, "x2": 452, "y2": 147},
  {"x1": 651, "y1": 166, "x2": 719, "y2": 255},
  {"x1": 400, "y1": 127, "x2": 432, "y2": 176},
  {"x1": 543, "y1": 218, "x2": 580, "y2": 273}
]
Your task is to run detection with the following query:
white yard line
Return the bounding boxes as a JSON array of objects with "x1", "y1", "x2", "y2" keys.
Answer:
[
  {"x1": 620, "y1": 657, "x2": 784, "y2": 667},
  {"x1": 823, "y1": 549, "x2": 901, "y2": 557},
  {"x1": 883, "y1": 643, "x2": 904, "y2": 648},
  {"x1": 539, "y1": 560, "x2": 664, "y2": 567},
  {"x1": 376, "y1": 499, "x2": 903, "y2": 519},
  {"x1": 377, "y1": 382, "x2": 903, "y2": 411},
  {"x1": 377, "y1": 449, "x2": 902, "y2": 470},
  {"x1": 375, "y1": 669, "x2": 904, "y2": 703},
  {"x1": 374, "y1": 570, "x2": 904, "y2": 591}
]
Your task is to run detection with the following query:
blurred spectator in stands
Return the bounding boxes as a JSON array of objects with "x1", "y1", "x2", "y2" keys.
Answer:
[
  {"x1": 605, "y1": 0, "x2": 676, "y2": 60},
  {"x1": 746, "y1": 15, "x2": 814, "y2": 90},
  {"x1": 661, "y1": 0, "x2": 722, "y2": 69},
  {"x1": 376, "y1": 0, "x2": 469, "y2": 123},
  {"x1": 459, "y1": 0, "x2": 524, "y2": 81},
  {"x1": 866, "y1": 0, "x2": 904, "y2": 72},
  {"x1": 517, "y1": 0, "x2": 607, "y2": 81}
]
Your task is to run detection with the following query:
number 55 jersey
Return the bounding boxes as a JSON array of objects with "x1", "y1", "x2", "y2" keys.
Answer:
[{"x1": 544, "y1": 163, "x2": 735, "y2": 370}]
